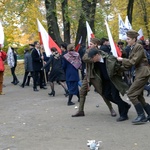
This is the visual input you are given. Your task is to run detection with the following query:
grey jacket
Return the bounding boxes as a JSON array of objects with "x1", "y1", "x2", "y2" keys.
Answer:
[{"x1": 24, "y1": 52, "x2": 33, "y2": 72}]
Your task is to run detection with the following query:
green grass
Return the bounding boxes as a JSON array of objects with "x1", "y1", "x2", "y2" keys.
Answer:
[{"x1": 4, "y1": 62, "x2": 25, "y2": 76}]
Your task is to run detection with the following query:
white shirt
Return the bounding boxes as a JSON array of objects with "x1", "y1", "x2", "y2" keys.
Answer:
[{"x1": 99, "y1": 57, "x2": 104, "y2": 63}]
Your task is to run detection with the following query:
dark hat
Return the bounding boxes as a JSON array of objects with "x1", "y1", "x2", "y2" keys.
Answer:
[
  {"x1": 90, "y1": 38, "x2": 101, "y2": 45},
  {"x1": 29, "y1": 43, "x2": 34, "y2": 47},
  {"x1": 67, "y1": 43, "x2": 75, "y2": 51},
  {"x1": 88, "y1": 48, "x2": 99, "y2": 58},
  {"x1": 126, "y1": 30, "x2": 139, "y2": 38},
  {"x1": 118, "y1": 41, "x2": 124, "y2": 45}
]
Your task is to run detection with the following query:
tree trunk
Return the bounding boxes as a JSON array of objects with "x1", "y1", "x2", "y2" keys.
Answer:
[
  {"x1": 139, "y1": 0, "x2": 150, "y2": 39},
  {"x1": 45, "y1": 0, "x2": 62, "y2": 45},
  {"x1": 89, "y1": 0, "x2": 97, "y2": 33},
  {"x1": 127, "y1": 0, "x2": 134, "y2": 25},
  {"x1": 61, "y1": 0, "x2": 70, "y2": 44},
  {"x1": 75, "y1": 0, "x2": 97, "y2": 46}
]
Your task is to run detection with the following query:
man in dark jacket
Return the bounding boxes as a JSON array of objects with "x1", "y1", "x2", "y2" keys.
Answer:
[
  {"x1": 72, "y1": 38, "x2": 117, "y2": 118},
  {"x1": 31, "y1": 41, "x2": 47, "y2": 91},
  {"x1": 88, "y1": 48, "x2": 131, "y2": 121}
]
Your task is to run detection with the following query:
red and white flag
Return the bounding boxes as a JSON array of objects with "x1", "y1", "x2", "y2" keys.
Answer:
[
  {"x1": 37, "y1": 19, "x2": 61, "y2": 56},
  {"x1": 114, "y1": 43, "x2": 122, "y2": 57},
  {"x1": 137, "y1": 29, "x2": 144, "y2": 41},
  {"x1": 0, "y1": 21, "x2": 4, "y2": 47},
  {"x1": 75, "y1": 36, "x2": 82, "y2": 52},
  {"x1": 105, "y1": 20, "x2": 121, "y2": 57},
  {"x1": 86, "y1": 21, "x2": 95, "y2": 47}
]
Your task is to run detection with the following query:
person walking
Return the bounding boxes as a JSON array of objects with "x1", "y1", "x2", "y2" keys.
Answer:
[
  {"x1": 62, "y1": 44, "x2": 82, "y2": 106},
  {"x1": 0, "y1": 44, "x2": 7, "y2": 95},
  {"x1": 7, "y1": 47, "x2": 19, "y2": 85},
  {"x1": 117, "y1": 30, "x2": 150, "y2": 124},
  {"x1": 31, "y1": 41, "x2": 47, "y2": 91},
  {"x1": 25, "y1": 43, "x2": 35, "y2": 86},
  {"x1": 20, "y1": 48, "x2": 33, "y2": 88},
  {"x1": 42, "y1": 47, "x2": 68, "y2": 96}
]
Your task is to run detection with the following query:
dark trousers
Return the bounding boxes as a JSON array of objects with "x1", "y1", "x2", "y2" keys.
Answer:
[
  {"x1": 11, "y1": 67, "x2": 18, "y2": 82},
  {"x1": 22, "y1": 71, "x2": 33, "y2": 86},
  {"x1": 33, "y1": 70, "x2": 44, "y2": 89},
  {"x1": 103, "y1": 80, "x2": 129, "y2": 117}
]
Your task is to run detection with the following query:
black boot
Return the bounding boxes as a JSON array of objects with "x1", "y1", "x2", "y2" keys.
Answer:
[
  {"x1": 49, "y1": 82, "x2": 55, "y2": 96},
  {"x1": 14, "y1": 79, "x2": 19, "y2": 85},
  {"x1": 67, "y1": 94, "x2": 75, "y2": 106},
  {"x1": 132, "y1": 103, "x2": 147, "y2": 125},
  {"x1": 48, "y1": 90, "x2": 55, "y2": 96},
  {"x1": 143, "y1": 103, "x2": 150, "y2": 121}
]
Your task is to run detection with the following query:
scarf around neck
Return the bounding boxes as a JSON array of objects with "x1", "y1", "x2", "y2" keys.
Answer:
[{"x1": 64, "y1": 51, "x2": 82, "y2": 69}]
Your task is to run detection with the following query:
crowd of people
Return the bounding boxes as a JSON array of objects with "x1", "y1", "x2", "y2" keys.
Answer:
[{"x1": 1, "y1": 29, "x2": 150, "y2": 125}]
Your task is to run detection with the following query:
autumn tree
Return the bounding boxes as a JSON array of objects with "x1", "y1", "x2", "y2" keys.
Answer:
[
  {"x1": 136, "y1": 0, "x2": 150, "y2": 38},
  {"x1": 127, "y1": 0, "x2": 134, "y2": 24}
]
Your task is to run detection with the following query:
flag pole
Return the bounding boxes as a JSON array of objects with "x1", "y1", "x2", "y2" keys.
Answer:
[{"x1": 40, "y1": 46, "x2": 48, "y2": 86}]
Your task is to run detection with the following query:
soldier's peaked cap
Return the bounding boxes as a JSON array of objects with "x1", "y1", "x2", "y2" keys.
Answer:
[{"x1": 126, "y1": 30, "x2": 139, "y2": 38}]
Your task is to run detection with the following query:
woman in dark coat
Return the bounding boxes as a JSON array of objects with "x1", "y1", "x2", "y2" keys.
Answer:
[
  {"x1": 42, "y1": 47, "x2": 68, "y2": 96},
  {"x1": 62, "y1": 44, "x2": 82, "y2": 106}
]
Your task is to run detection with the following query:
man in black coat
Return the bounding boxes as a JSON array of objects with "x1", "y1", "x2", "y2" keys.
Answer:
[{"x1": 31, "y1": 41, "x2": 47, "y2": 91}]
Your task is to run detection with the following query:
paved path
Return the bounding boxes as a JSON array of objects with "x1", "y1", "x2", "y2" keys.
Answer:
[{"x1": 0, "y1": 76, "x2": 150, "y2": 150}]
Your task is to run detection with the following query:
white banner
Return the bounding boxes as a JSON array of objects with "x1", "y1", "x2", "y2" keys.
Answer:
[
  {"x1": 7, "y1": 47, "x2": 14, "y2": 68},
  {"x1": 118, "y1": 14, "x2": 128, "y2": 40}
]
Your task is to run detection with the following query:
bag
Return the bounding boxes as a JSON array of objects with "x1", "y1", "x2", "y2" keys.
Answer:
[
  {"x1": 0, "y1": 51, "x2": 6, "y2": 71},
  {"x1": 0, "y1": 57, "x2": 4, "y2": 71}
]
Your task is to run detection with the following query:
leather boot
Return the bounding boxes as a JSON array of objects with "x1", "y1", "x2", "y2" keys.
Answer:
[
  {"x1": 132, "y1": 103, "x2": 147, "y2": 125},
  {"x1": 143, "y1": 103, "x2": 150, "y2": 121},
  {"x1": 67, "y1": 94, "x2": 75, "y2": 106},
  {"x1": 72, "y1": 111, "x2": 85, "y2": 117},
  {"x1": 48, "y1": 90, "x2": 55, "y2": 96}
]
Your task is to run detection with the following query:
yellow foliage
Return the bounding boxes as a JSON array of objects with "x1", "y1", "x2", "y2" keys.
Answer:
[{"x1": 0, "y1": 0, "x2": 46, "y2": 46}]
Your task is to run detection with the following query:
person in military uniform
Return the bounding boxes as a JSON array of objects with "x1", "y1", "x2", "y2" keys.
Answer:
[
  {"x1": 72, "y1": 38, "x2": 116, "y2": 118},
  {"x1": 117, "y1": 30, "x2": 150, "y2": 125},
  {"x1": 88, "y1": 48, "x2": 131, "y2": 121}
]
